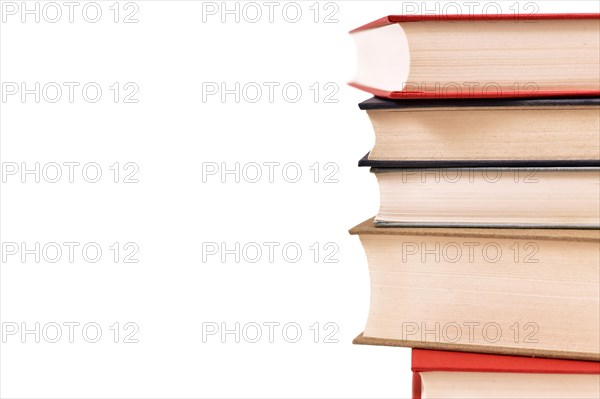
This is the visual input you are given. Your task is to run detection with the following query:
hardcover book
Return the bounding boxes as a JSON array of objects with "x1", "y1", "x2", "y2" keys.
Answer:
[
  {"x1": 350, "y1": 14, "x2": 600, "y2": 99},
  {"x1": 350, "y1": 218, "x2": 600, "y2": 361},
  {"x1": 412, "y1": 349, "x2": 600, "y2": 399},
  {"x1": 358, "y1": 97, "x2": 600, "y2": 166},
  {"x1": 370, "y1": 167, "x2": 600, "y2": 228}
]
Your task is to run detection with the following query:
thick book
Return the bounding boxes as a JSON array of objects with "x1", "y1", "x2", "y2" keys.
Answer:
[
  {"x1": 350, "y1": 14, "x2": 600, "y2": 99},
  {"x1": 358, "y1": 97, "x2": 600, "y2": 165},
  {"x1": 369, "y1": 167, "x2": 600, "y2": 228},
  {"x1": 411, "y1": 349, "x2": 600, "y2": 399},
  {"x1": 350, "y1": 218, "x2": 600, "y2": 361}
]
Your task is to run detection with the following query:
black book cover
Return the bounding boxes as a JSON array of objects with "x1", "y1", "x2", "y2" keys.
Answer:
[
  {"x1": 358, "y1": 153, "x2": 600, "y2": 168},
  {"x1": 358, "y1": 96, "x2": 600, "y2": 110}
]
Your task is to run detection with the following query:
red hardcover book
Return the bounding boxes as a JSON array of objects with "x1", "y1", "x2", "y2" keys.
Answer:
[
  {"x1": 412, "y1": 349, "x2": 600, "y2": 399},
  {"x1": 350, "y1": 14, "x2": 600, "y2": 99}
]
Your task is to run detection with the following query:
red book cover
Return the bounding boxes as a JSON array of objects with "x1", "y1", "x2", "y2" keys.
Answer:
[
  {"x1": 349, "y1": 14, "x2": 600, "y2": 100},
  {"x1": 350, "y1": 14, "x2": 600, "y2": 33},
  {"x1": 347, "y1": 81, "x2": 600, "y2": 100},
  {"x1": 411, "y1": 349, "x2": 600, "y2": 399}
]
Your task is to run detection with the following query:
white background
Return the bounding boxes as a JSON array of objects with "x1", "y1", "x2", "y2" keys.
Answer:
[{"x1": 0, "y1": 1, "x2": 598, "y2": 398}]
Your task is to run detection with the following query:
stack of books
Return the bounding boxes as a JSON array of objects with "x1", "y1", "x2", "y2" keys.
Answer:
[{"x1": 348, "y1": 13, "x2": 600, "y2": 398}]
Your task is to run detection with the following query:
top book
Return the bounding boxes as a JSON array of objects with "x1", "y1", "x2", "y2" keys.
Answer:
[{"x1": 350, "y1": 14, "x2": 600, "y2": 99}]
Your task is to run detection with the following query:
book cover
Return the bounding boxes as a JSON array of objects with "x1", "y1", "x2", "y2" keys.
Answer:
[
  {"x1": 411, "y1": 349, "x2": 600, "y2": 399},
  {"x1": 350, "y1": 14, "x2": 600, "y2": 34},
  {"x1": 357, "y1": 153, "x2": 600, "y2": 168}
]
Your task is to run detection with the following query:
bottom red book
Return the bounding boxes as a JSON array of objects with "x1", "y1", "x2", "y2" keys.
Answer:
[{"x1": 412, "y1": 349, "x2": 600, "y2": 399}]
